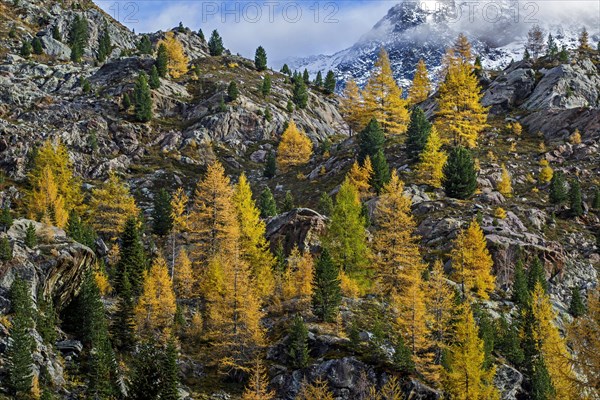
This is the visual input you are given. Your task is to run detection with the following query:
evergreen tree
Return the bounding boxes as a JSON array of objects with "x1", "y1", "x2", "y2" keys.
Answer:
[
  {"x1": 494, "y1": 315, "x2": 524, "y2": 366},
  {"x1": 546, "y1": 34, "x2": 558, "y2": 56},
  {"x1": 405, "y1": 107, "x2": 432, "y2": 161},
  {"x1": 20, "y1": 40, "x2": 32, "y2": 57},
  {"x1": 156, "y1": 43, "x2": 168, "y2": 78},
  {"x1": 162, "y1": 338, "x2": 179, "y2": 400},
  {"x1": 0, "y1": 236, "x2": 12, "y2": 261},
  {"x1": 36, "y1": 290, "x2": 57, "y2": 345},
  {"x1": 152, "y1": 188, "x2": 173, "y2": 236},
  {"x1": 115, "y1": 217, "x2": 147, "y2": 295},
  {"x1": 259, "y1": 187, "x2": 277, "y2": 218},
  {"x1": 66, "y1": 210, "x2": 96, "y2": 248},
  {"x1": 314, "y1": 71, "x2": 323, "y2": 87},
  {"x1": 149, "y1": 65, "x2": 161, "y2": 89},
  {"x1": 68, "y1": 14, "x2": 89, "y2": 62},
  {"x1": 177, "y1": 21, "x2": 185, "y2": 33},
  {"x1": 24, "y1": 223, "x2": 37, "y2": 248},
  {"x1": 286, "y1": 99, "x2": 294, "y2": 113},
  {"x1": 568, "y1": 179, "x2": 583, "y2": 217},
  {"x1": 293, "y1": 76, "x2": 308, "y2": 109},
  {"x1": 261, "y1": 74, "x2": 271, "y2": 97},
  {"x1": 112, "y1": 270, "x2": 136, "y2": 351},
  {"x1": 592, "y1": 187, "x2": 600, "y2": 210},
  {"x1": 97, "y1": 24, "x2": 112, "y2": 62},
  {"x1": 282, "y1": 191, "x2": 295, "y2": 212},
  {"x1": 197, "y1": 28, "x2": 205, "y2": 41},
  {"x1": 129, "y1": 340, "x2": 167, "y2": 400},
  {"x1": 263, "y1": 151, "x2": 276, "y2": 178},
  {"x1": 122, "y1": 92, "x2": 131, "y2": 110},
  {"x1": 281, "y1": 64, "x2": 291, "y2": 75},
  {"x1": 527, "y1": 257, "x2": 548, "y2": 294},
  {"x1": 549, "y1": 171, "x2": 567, "y2": 204},
  {"x1": 208, "y1": 29, "x2": 224, "y2": 56},
  {"x1": 357, "y1": 118, "x2": 385, "y2": 163},
  {"x1": 31, "y1": 37, "x2": 43, "y2": 55},
  {"x1": 227, "y1": 81, "x2": 239, "y2": 101},
  {"x1": 288, "y1": 314, "x2": 310, "y2": 368},
  {"x1": 319, "y1": 192, "x2": 334, "y2": 216},
  {"x1": 511, "y1": 259, "x2": 529, "y2": 307},
  {"x1": 254, "y1": 46, "x2": 267, "y2": 71},
  {"x1": 6, "y1": 278, "x2": 35, "y2": 397},
  {"x1": 369, "y1": 149, "x2": 390, "y2": 194},
  {"x1": 0, "y1": 204, "x2": 12, "y2": 232},
  {"x1": 52, "y1": 25, "x2": 62, "y2": 41},
  {"x1": 442, "y1": 145, "x2": 477, "y2": 199},
  {"x1": 569, "y1": 287, "x2": 586, "y2": 317},
  {"x1": 138, "y1": 35, "x2": 152, "y2": 54},
  {"x1": 558, "y1": 46, "x2": 568, "y2": 62},
  {"x1": 134, "y1": 71, "x2": 153, "y2": 122},
  {"x1": 312, "y1": 249, "x2": 342, "y2": 322}
]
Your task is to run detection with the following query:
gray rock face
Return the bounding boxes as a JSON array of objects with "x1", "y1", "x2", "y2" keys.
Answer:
[
  {"x1": 483, "y1": 61, "x2": 536, "y2": 113},
  {"x1": 265, "y1": 209, "x2": 327, "y2": 255},
  {"x1": 495, "y1": 364, "x2": 523, "y2": 400}
]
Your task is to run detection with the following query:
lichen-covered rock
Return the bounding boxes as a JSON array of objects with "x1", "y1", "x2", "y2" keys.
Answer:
[{"x1": 265, "y1": 208, "x2": 327, "y2": 254}]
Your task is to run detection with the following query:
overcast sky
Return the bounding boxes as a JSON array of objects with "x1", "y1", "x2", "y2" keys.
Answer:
[{"x1": 93, "y1": 0, "x2": 393, "y2": 61}]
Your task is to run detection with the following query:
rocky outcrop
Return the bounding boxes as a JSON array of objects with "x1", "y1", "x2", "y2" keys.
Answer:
[
  {"x1": 482, "y1": 61, "x2": 536, "y2": 113},
  {"x1": 265, "y1": 209, "x2": 327, "y2": 255}
]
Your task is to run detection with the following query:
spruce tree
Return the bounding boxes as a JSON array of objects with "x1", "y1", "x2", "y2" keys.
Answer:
[
  {"x1": 357, "y1": 118, "x2": 385, "y2": 163},
  {"x1": 293, "y1": 77, "x2": 308, "y2": 109},
  {"x1": 282, "y1": 191, "x2": 295, "y2": 212},
  {"x1": 0, "y1": 204, "x2": 12, "y2": 232},
  {"x1": 31, "y1": 37, "x2": 43, "y2": 55},
  {"x1": 312, "y1": 249, "x2": 342, "y2": 322},
  {"x1": 527, "y1": 257, "x2": 547, "y2": 293},
  {"x1": 97, "y1": 24, "x2": 112, "y2": 62},
  {"x1": 568, "y1": 179, "x2": 583, "y2": 217},
  {"x1": 442, "y1": 145, "x2": 477, "y2": 199},
  {"x1": 592, "y1": 187, "x2": 600, "y2": 210},
  {"x1": 112, "y1": 270, "x2": 136, "y2": 351},
  {"x1": 263, "y1": 152, "x2": 276, "y2": 178},
  {"x1": 36, "y1": 290, "x2": 57, "y2": 345},
  {"x1": 7, "y1": 278, "x2": 35, "y2": 397},
  {"x1": 370, "y1": 149, "x2": 391, "y2": 194},
  {"x1": 161, "y1": 338, "x2": 179, "y2": 400},
  {"x1": 511, "y1": 259, "x2": 529, "y2": 307},
  {"x1": 52, "y1": 25, "x2": 62, "y2": 41},
  {"x1": 319, "y1": 192, "x2": 333, "y2": 216},
  {"x1": 494, "y1": 316, "x2": 524, "y2": 366},
  {"x1": 134, "y1": 71, "x2": 153, "y2": 122},
  {"x1": 68, "y1": 14, "x2": 88, "y2": 62},
  {"x1": 197, "y1": 28, "x2": 205, "y2": 41},
  {"x1": 156, "y1": 43, "x2": 168, "y2": 77},
  {"x1": 255, "y1": 46, "x2": 267, "y2": 71},
  {"x1": 208, "y1": 29, "x2": 224, "y2": 56},
  {"x1": 301, "y1": 69, "x2": 309, "y2": 85},
  {"x1": 152, "y1": 188, "x2": 173, "y2": 236},
  {"x1": 288, "y1": 314, "x2": 310, "y2": 368},
  {"x1": 138, "y1": 35, "x2": 152, "y2": 54},
  {"x1": 227, "y1": 81, "x2": 239, "y2": 101},
  {"x1": 261, "y1": 74, "x2": 271, "y2": 97},
  {"x1": 569, "y1": 287, "x2": 586, "y2": 317},
  {"x1": 324, "y1": 70, "x2": 336, "y2": 94},
  {"x1": 549, "y1": 171, "x2": 567, "y2": 204},
  {"x1": 405, "y1": 107, "x2": 432, "y2": 161},
  {"x1": 115, "y1": 217, "x2": 147, "y2": 295},
  {"x1": 259, "y1": 187, "x2": 278, "y2": 218},
  {"x1": 149, "y1": 65, "x2": 161, "y2": 89},
  {"x1": 130, "y1": 341, "x2": 165, "y2": 400},
  {"x1": 122, "y1": 92, "x2": 131, "y2": 110},
  {"x1": 280, "y1": 64, "x2": 291, "y2": 75},
  {"x1": 314, "y1": 71, "x2": 323, "y2": 87},
  {"x1": 24, "y1": 223, "x2": 37, "y2": 248},
  {"x1": 20, "y1": 40, "x2": 32, "y2": 57},
  {"x1": 66, "y1": 210, "x2": 96, "y2": 248},
  {"x1": 0, "y1": 236, "x2": 12, "y2": 261}
]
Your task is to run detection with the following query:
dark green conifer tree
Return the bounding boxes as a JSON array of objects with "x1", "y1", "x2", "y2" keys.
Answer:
[
  {"x1": 115, "y1": 217, "x2": 146, "y2": 295},
  {"x1": 138, "y1": 35, "x2": 152, "y2": 54},
  {"x1": 112, "y1": 270, "x2": 136, "y2": 351},
  {"x1": 319, "y1": 192, "x2": 334, "y2": 216},
  {"x1": 288, "y1": 314, "x2": 310, "y2": 368},
  {"x1": 31, "y1": 37, "x2": 43, "y2": 55},
  {"x1": 155, "y1": 43, "x2": 168, "y2": 77},
  {"x1": 254, "y1": 46, "x2": 267, "y2": 71},
  {"x1": 392, "y1": 335, "x2": 414, "y2": 373},
  {"x1": 494, "y1": 315, "x2": 524, "y2": 366},
  {"x1": 568, "y1": 287, "x2": 586, "y2": 317},
  {"x1": 302, "y1": 69, "x2": 310, "y2": 85},
  {"x1": 20, "y1": 40, "x2": 32, "y2": 57},
  {"x1": 281, "y1": 191, "x2": 295, "y2": 212},
  {"x1": 527, "y1": 257, "x2": 547, "y2": 293},
  {"x1": 280, "y1": 64, "x2": 291, "y2": 75},
  {"x1": 405, "y1": 107, "x2": 432, "y2": 161},
  {"x1": 592, "y1": 187, "x2": 600, "y2": 210},
  {"x1": 357, "y1": 118, "x2": 385, "y2": 163},
  {"x1": 259, "y1": 187, "x2": 278, "y2": 218},
  {"x1": 370, "y1": 149, "x2": 391, "y2": 194},
  {"x1": 52, "y1": 25, "x2": 62, "y2": 41},
  {"x1": 442, "y1": 145, "x2": 477, "y2": 199},
  {"x1": 129, "y1": 340, "x2": 166, "y2": 400},
  {"x1": 24, "y1": 223, "x2": 37, "y2": 248},
  {"x1": 152, "y1": 188, "x2": 173, "y2": 236},
  {"x1": 208, "y1": 29, "x2": 224, "y2": 56},
  {"x1": 97, "y1": 24, "x2": 112, "y2": 62},
  {"x1": 261, "y1": 74, "x2": 271, "y2": 97},
  {"x1": 161, "y1": 338, "x2": 179, "y2": 400},
  {"x1": 227, "y1": 81, "x2": 239, "y2": 101},
  {"x1": 122, "y1": 92, "x2": 132, "y2": 110},
  {"x1": 314, "y1": 71, "x2": 323, "y2": 87},
  {"x1": 263, "y1": 152, "x2": 276, "y2": 178},
  {"x1": 0, "y1": 204, "x2": 12, "y2": 232},
  {"x1": 197, "y1": 29, "x2": 205, "y2": 41},
  {"x1": 511, "y1": 259, "x2": 529, "y2": 307},
  {"x1": 69, "y1": 14, "x2": 89, "y2": 62},
  {"x1": 568, "y1": 179, "x2": 583, "y2": 217},
  {"x1": 324, "y1": 70, "x2": 336, "y2": 94},
  {"x1": 293, "y1": 77, "x2": 308, "y2": 109},
  {"x1": 36, "y1": 289, "x2": 57, "y2": 345},
  {"x1": 312, "y1": 249, "x2": 342, "y2": 322},
  {"x1": 66, "y1": 210, "x2": 96, "y2": 248},
  {"x1": 134, "y1": 71, "x2": 153, "y2": 122},
  {"x1": 0, "y1": 236, "x2": 12, "y2": 261},
  {"x1": 149, "y1": 65, "x2": 161, "y2": 89}
]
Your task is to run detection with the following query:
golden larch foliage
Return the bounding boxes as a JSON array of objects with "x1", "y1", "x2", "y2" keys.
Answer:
[
  {"x1": 94, "y1": 266, "x2": 112, "y2": 296},
  {"x1": 538, "y1": 159, "x2": 553, "y2": 183},
  {"x1": 568, "y1": 289, "x2": 600, "y2": 397},
  {"x1": 346, "y1": 156, "x2": 373, "y2": 199},
  {"x1": 443, "y1": 300, "x2": 499, "y2": 400},
  {"x1": 435, "y1": 36, "x2": 488, "y2": 148},
  {"x1": 158, "y1": 32, "x2": 189, "y2": 78},
  {"x1": 416, "y1": 127, "x2": 447, "y2": 188},
  {"x1": 89, "y1": 172, "x2": 140, "y2": 240},
  {"x1": 373, "y1": 170, "x2": 425, "y2": 294},
  {"x1": 408, "y1": 59, "x2": 431, "y2": 105},
  {"x1": 298, "y1": 378, "x2": 335, "y2": 400},
  {"x1": 339, "y1": 79, "x2": 367, "y2": 134},
  {"x1": 277, "y1": 121, "x2": 313, "y2": 172},
  {"x1": 170, "y1": 187, "x2": 189, "y2": 234},
  {"x1": 134, "y1": 255, "x2": 177, "y2": 341},
  {"x1": 241, "y1": 357, "x2": 275, "y2": 400},
  {"x1": 530, "y1": 282, "x2": 577, "y2": 399},
  {"x1": 570, "y1": 129, "x2": 582, "y2": 145},
  {"x1": 233, "y1": 173, "x2": 275, "y2": 299},
  {"x1": 30, "y1": 166, "x2": 68, "y2": 227},
  {"x1": 174, "y1": 249, "x2": 194, "y2": 299},
  {"x1": 339, "y1": 270, "x2": 361, "y2": 299},
  {"x1": 497, "y1": 163, "x2": 513, "y2": 197},
  {"x1": 450, "y1": 219, "x2": 496, "y2": 299},
  {"x1": 282, "y1": 246, "x2": 314, "y2": 301},
  {"x1": 362, "y1": 48, "x2": 409, "y2": 135}
]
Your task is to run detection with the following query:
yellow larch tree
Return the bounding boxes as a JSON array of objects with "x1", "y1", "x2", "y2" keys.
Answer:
[
  {"x1": 538, "y1": 159, "x2": 553, "y2": 183},
  {"x1": 298, "y1": 378, "x2": 335, "y2": 400},
  {"x1": 241, "y1": 357, "x2": 275, "y2": 400},
  {"x1": 89, "y1": 172, "x2": 140, "y2": 239},
  {"x1": 233, "y1": 173, "x2": 275, "y2": 299},
  {"x1": 444, "y1": 300, "x2": 499, "y2": 400},
  {"x1": 435, "y1": 35, "x2": 488, "y2": 148},
  {"x1": 174, "y1": 249, "x2": 194, "y2": 299},
  {"x1": 424, "y1": 259, "x2": 456, "y2": 385},
  {"x1": 158, "y1": 31, "x2": 189, "y2": 78},
  {"x1": 362, "y1": 48, "x2": 409, "y2": 135},
  {"x1": 497, "y1": 163, "x2": 512, "y2": 197},
  {"x1": 282, "y1": 246, "x2": 314, "y2": 301},
  {"x1": 170, "y1": 187, "x2": 189, "y2": 234},
  {"x1": 373, "y1": 170, "x2": 425, "y2": 295},
  {"x1": 28, "y1": 139, "x2": 83, "y2": 217},
  {"x1": 530, "y1": 282, "x2": 576, "y2": 399},
  {"x1": 345, "y1": 156, "x2": 373, "y2": 199},
  {"x1": 134, "y1": 255, "x2": 177, "y2": 341},
  {"x1": 408, "y1": 59, "x2": 431, "y2": 105},
  {"x1": 204, "y1": 253, "x2": 265, "y2": 374},
  {"x1": 416, "y1": 127, "x2": 447, "y2": 188},
  {"x1": 568, "y1": 289, "x2": 600, "y2": 397},
  {"x1": 277, "y1": 121, "x2": 313, "y2": 172},
  {"x1": 189, "y1": 161, "x2": 240, "y2": 267},
  {"x1": 339, "y1": 79, "x2": 366, "y2": 134},
  {"x1": 450, "y1": 219, "x2": 496, "y2": 299},
  {"x1": 30, "y1": 166, "x2": 68, "y2": 227}
]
